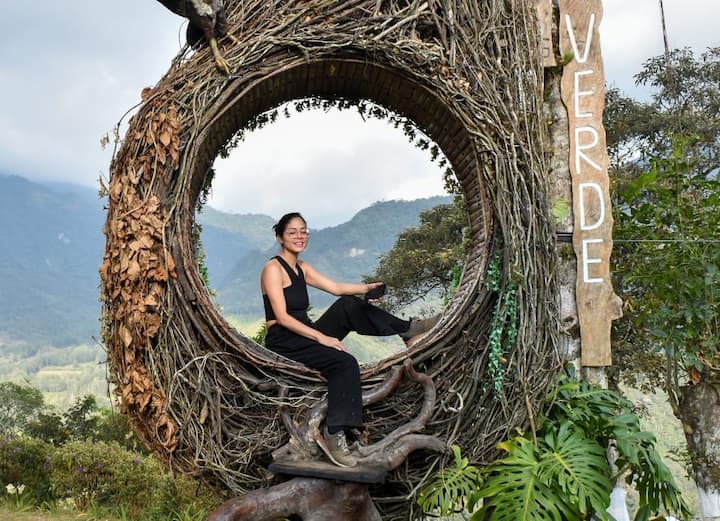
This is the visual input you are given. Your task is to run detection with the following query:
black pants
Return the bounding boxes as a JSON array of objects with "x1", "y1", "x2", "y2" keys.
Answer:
[{"x1": 265, "y1": 296, "x2": 410, "y2": 429}]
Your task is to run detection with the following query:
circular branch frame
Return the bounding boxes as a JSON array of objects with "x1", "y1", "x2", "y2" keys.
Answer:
[{"x1": 100, "y1": 1, "x2": 561, "y2": 518}]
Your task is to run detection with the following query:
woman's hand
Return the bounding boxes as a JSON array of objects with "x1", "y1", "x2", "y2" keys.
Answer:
[
  {"x1": 318, "y1": 333, "x2": 347, "y2": 352},
  {"x1": 364, "y1": 281, "x2": 386, "y2": 304}
]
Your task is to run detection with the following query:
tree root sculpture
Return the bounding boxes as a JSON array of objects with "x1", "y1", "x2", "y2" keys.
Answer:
[
  {"x1": 207, "y1": 478, "x2": 382, "y2": 521},
  {"x1": 208, "y1": 359, "x2": 446, "y2": 520},
  {"x1": 271, "y1": 359, "x2": 446, "y2": 468}
]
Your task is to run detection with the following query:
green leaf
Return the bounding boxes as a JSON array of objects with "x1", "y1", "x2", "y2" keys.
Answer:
[
  {"x1": 538, "y1": 423, "x2": 612, "y2": 518},
  {"x1": 471, "y1": 436, "x2": 581, "y2": 521},
  {"x1": 551, "y1": 198, "x2": 571, "y2": 224},
  {"x1": 417, "y1": 444, "x2": 481, "y2": 516}
]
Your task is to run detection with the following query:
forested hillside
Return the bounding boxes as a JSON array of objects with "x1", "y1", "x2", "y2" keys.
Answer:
[
  {"x1": 0, "y1": 173, "x2": 449, "y2": 388},
  {"x1": 213, "y1": 196, "x2": 451, "y2": 316},
  {"x1": 0, "y1": 174, "x2": 104, "y2": 346}
]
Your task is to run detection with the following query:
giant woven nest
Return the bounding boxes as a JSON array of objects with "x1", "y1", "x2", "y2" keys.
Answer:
[{"x1": 100, "y1": 0, "x2": 561, "y2": 518}]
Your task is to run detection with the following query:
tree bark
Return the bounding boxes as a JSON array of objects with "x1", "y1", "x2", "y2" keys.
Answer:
[
  {"x1": 677, "y1": 383, "x2": 720, "y2": 520},
  {"x1": 207, "y1": 478, "x2": 382, "y2": 521}
]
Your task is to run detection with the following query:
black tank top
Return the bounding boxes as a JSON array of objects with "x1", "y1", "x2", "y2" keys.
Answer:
[{"x1": 263, "y1": 256, "x2": 310, "y2": 323}]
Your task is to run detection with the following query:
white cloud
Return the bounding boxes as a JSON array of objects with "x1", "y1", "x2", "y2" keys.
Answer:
[
  {"x1": 601, "y1": 0, "x2": 720, "y2": 97},
  {"x1": 208, "y1": 108, "x2": 445, "y2": 227},
  {"x1": 0, "y1": 0, "x2": 717, "y2": 225}
]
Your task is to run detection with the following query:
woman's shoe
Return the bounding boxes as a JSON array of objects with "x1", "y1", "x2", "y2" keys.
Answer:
[
  {"x1": 318, "y1": 427, "x2": 358, "y2": 467},
  {"x1": 400, "y1": 314, "x2": 441, "y2": 346}
]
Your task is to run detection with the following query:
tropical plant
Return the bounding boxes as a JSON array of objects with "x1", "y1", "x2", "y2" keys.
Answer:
[
  {"x1": 418, "y1": 369, "x2": 691, "y2": 521},
  {"x1": 417, "y1": 444, "x2": 481, "y2": 516}
]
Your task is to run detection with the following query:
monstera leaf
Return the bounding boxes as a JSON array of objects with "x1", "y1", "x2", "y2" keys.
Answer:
[
  {"x1": 469, "y1": 422, "x2": 611, "y2": 521},
  {"x1": 417, "y1": 444, "x2": 481, "y2": 516}
]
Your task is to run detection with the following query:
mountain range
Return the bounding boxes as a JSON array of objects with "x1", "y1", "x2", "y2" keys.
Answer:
[{"x1": 0, "y1": 173, "x2": 450, "y2": 349}]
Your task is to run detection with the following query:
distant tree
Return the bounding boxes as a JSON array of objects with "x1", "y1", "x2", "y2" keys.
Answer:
[
  {"x1": 63, "y1": 394, "x2": 100, "y2": 440},
  {"x1": 0, "y1": 381, "x2": 45, "y2": 435},
  {"x1": 606, "y1": 46, "x2": 720, "y2": 519},
  {"x1": 26, "y1": 411, "x2": 68, "y2": 445},
  {"x1": 367, "y1": 199, "x2": 470, "y2": 311}
]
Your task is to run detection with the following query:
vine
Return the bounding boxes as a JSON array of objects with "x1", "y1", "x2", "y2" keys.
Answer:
[{"x1": 484, "y1": 252, "x2": 519, "y2": 398}]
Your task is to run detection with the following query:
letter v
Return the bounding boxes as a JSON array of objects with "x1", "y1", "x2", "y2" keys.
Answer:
[{"x1": 565, "y1": 13, "x2": 595, "y2": 64}]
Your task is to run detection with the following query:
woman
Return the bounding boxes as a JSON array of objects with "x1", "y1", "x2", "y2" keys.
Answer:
[{"x1": 261, "y1": 212, "x2": 438, "y2": 467}]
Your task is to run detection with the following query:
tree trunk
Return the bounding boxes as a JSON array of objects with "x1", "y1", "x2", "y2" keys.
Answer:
[
  {"x1": 207, "y1": 477, "x2": 381, "y2": 521},
  {"x1": 677, "y1": 383, "x2": 720, "y2": 520},
  {"x1": 607, "y1": 482, "x2": 631, "y2": 521}
]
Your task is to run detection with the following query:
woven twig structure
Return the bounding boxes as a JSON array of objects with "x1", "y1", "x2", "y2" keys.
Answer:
[{"x1": 100, "y1": 0, "x2": 562, "y2": 518}]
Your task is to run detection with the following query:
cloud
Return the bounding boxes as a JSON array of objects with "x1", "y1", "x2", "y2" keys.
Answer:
[
  {"x1": 1, "y1": 0, "x2": 718, "y2": 225},
  {"x1": 0, "y1": 0, "x2": 180, "y2": 184},
  {"x1": 208, "y1": 109, "x2": 445, "y2": 227},
  {"x1": 601, "y1": 0, "x2": 720, "y2": 97}
]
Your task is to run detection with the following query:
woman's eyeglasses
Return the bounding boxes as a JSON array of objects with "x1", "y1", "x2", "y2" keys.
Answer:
[{"x1": 285, "y1": 229, "x2": 309, "y2": 238}]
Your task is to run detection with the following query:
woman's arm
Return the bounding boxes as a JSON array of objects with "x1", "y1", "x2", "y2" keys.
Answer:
[
  {"x1": 301, "y1": 261, "x2": 383, "y2": 296},
  {"x1": 261, "y1": 261, "x2": 347, "y2": 351}
]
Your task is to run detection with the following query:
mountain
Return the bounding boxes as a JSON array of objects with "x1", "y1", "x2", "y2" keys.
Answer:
[
  {"x1": 0, "y1": 173, "x2": 450, "y2": 349},
  {"x1": 0, "y1": 174, "x2": 104, "y2": 346},
  {"x1": 212, "y1": 196, "x2": 451, "y2": 317},
  {"x1": 196, "y1": 207, "x2": 276, "y2": 285}
]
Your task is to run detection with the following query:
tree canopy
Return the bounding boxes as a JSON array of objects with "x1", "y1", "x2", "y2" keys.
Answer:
[
  {"x1": 367, "y1": 199, "x2": 470, "y2": 312},
  {"x1": 606, "y1": 47, "x2": 720, "y2": 402}
]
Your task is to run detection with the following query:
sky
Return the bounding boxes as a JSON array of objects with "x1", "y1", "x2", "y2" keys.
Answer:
[{"x1": 0, "y1": 1, "x2": 718, "y2": 228}]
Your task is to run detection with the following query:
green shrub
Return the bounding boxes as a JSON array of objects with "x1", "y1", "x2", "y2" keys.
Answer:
[
  {"x1": 0, "y1": 435, "x2": 54, "y2": 504},
  {"x1": 50, "y1": 439, "x2": 221, "y2": 520}
]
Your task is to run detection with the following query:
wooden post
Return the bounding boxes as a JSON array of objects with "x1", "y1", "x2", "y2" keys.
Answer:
[{"x1": 558, "y1": 0, "x2": 622, "y2": 367}]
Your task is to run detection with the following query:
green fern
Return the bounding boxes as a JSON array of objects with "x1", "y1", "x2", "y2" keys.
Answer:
[{"x1": 417, "y1": 444, "x2": 480, "y2": 516}]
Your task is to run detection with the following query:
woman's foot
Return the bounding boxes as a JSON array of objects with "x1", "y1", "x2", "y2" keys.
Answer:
[
  {"x1": 319, "y1": 426, "x2": 357, "y2": 467},
  {"x1": 400, "y1": 314, "x2": 441, "y2": 347}
]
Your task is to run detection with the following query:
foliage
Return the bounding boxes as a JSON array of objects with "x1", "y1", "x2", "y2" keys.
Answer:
[
  {"x1": 544, "y1": 375, "x2": 691, "y2": 521},
  {"x1": 0, "y1": 384, "x2": 219, "y2": 519},
  {"x1": 418, "y1": 370, "x2": 691, "y2": 521},
  {"x1": 0, "y1": 382, "x2": 46, "y2": 436},
  {"x1": 613, "y1": 135, "x2": 720, "y2": 396},
  {"x1": 483, "y1": 253, "x2": 518, "y2": 398},
  {"x1": 49, "y1": 440, "x2": 219, "y2": 520},
  {"x1": 252, "y1": 323, "x2": 267, "y2": 346},
  {"x1": 367, "y1": 199, "x2": 470, "y2": 311},
  {"x1": 2, "y1": 381, "x2": 142, "y2": 451},
  {"x1": 606, "y1": 47, "x2": 720, "y2": 394},
  {"x1": 418, "y1": 445, "x2": 480, "y2": 516},
  {"x1": 470, "y1": 423, "x2": 611, "y2": 521},
  {"x1": 0, "y1": 436, "x2": 217, "y2": 521},
  {"x1": 0, "y1": 436, "x2": 54, "y2": 504}
]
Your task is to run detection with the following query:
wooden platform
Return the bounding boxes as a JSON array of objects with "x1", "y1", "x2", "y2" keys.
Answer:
[{"x1": 269, "y1": 460, "x2": 387, "y2": 484}]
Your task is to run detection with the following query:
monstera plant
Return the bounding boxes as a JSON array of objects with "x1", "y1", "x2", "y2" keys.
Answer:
[{"x1": 419, "y1": 369, "x2": 691, "y2": 521}]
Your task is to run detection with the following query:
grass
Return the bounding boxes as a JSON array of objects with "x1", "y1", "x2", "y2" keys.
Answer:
[{"x1": 0, "y1": 503, "x2": 118, "y2": 521}]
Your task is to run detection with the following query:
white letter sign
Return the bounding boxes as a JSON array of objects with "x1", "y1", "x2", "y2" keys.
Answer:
[{"x1": 559, "y1": 0, "x2": 622, "y2": 366}]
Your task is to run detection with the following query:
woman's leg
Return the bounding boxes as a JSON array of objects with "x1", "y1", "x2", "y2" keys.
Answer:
[
  {"x1": 313, "y1": 296, "x2": 410, "y2": 340},
  {"x1": 266, "y1": 332, "x2": 363, "y2": 428}
]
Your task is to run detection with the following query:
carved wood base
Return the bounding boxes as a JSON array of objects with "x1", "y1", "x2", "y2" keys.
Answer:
[
  {"x1": 269, "y1": 460, "x2": 386, "y2": 484},
  {"x1": 207, "y1": 477, "x2": 381, "y2": 521}
]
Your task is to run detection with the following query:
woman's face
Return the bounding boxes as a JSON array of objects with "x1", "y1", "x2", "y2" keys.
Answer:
[{"x1": 278, "y1": 216, "x2": 309, "y2": 254}]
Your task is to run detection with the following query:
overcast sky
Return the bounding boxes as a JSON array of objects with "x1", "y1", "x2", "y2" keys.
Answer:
[{"x1": 0, "y1": 1, "x2": 717, "y2": 228}]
